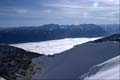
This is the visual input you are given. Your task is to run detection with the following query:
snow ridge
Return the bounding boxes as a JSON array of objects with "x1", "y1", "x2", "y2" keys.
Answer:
[{"x1": 82, "y1": 56, "x2": 120, "y2": 80}]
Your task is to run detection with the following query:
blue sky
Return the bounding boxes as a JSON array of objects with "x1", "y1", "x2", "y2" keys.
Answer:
[{"x1": 0, "y1": 0, "x2": 119, "y2": 27}]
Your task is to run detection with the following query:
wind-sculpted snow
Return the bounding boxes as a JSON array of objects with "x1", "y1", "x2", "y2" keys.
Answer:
[
  {"x1": 11, "y1": 38, "x2": 99, "y2": 55},
  {"x1": 82, "y1": 56, "x2": 120, "y2": 80}
]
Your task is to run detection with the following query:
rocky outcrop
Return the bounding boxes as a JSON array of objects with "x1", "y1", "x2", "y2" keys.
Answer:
[{"x1": 0, "y1": 45, "x2": 41, "y2": 80}]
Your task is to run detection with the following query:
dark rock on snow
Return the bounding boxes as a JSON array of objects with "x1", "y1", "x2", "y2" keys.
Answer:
[{"x1": 0, "y1": 45, "x2": 41, "y2": 80}]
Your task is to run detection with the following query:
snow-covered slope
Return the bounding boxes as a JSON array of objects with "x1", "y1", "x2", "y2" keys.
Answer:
[
  {"x1": 31, "y1": 41, "x2": 119, "y2": 80},
  {"x1": 0, "y1": 34, "x2": 119, "y2": 80},
  {"x1": 11, "y1": 38, "x2": 99, "y2": 55},
  {"x1": 0, "y1": 77, "x2": 6, "y2": 80},
  {"x1": 82, "y1": 56, "x2": 120, "y2": 80}
]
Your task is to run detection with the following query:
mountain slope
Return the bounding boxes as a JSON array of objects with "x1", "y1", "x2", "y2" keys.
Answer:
[
  {"x1": 94, "y1": 33, "x2": 120, "y2": 42},
  {"x1": 0, "y1": 34, "x2": 119, "y2": 80},
  {"x1": 0, "y1": 45, "x2": 41, "y2": 80},
  {"x1": 82, "y1": 56, "x2": 120, "y2": 80},
  {"x1": 32, "y1": 34, "x2": 120, "y2": 80},
  {"x1": 101, "y1": 24, "x2": 120, "y2": 34}
]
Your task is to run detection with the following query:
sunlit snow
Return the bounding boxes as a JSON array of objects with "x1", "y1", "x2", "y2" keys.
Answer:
[
  {"x1": 11, "y1": 38, "x2": 99, "y2": 55},
  {"x1": 83, "y1": 56, "x2": 120, "y2": 80}
]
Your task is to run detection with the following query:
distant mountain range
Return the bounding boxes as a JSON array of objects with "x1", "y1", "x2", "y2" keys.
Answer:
[
  {"x1": 0, "y1": 33, "x2": 119, "y2": 80},
  {"x1": 100, "y1": 24, "x2": 120, "y2": 34},
  {"x1": 0, "y1": 24, "x2": 116, "y2": 44}
]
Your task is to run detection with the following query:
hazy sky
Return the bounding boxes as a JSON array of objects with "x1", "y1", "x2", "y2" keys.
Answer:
[{"x1": 0, "y1": 0, "x2": 119, "y2": 27}]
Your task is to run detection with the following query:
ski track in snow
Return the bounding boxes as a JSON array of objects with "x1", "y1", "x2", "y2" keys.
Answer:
[{"x1": 10, "y1": 38, "x2": 100, "y2": 55}]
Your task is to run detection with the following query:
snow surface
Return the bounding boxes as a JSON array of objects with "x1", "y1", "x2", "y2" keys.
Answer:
[
  {"x1": 31, "y1": 41, "x2": 119, "y2": 80},
  {"x1": 10, "y1": 38, "x2": 99, "y2": 55},
  {"x1": 83, "y1": 56, "x2": 120, "y2": 80},
  {"x1": 0, "y1": 77, "x2": 6, "y2": 80}
]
